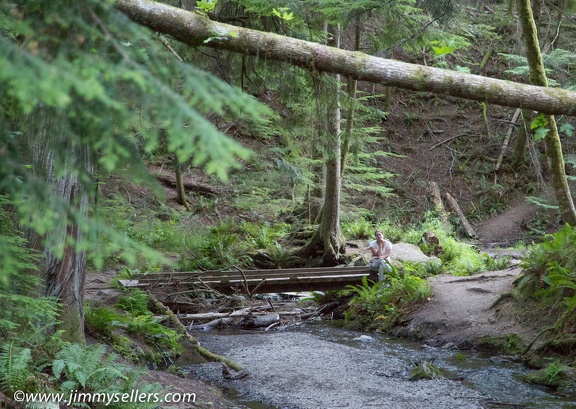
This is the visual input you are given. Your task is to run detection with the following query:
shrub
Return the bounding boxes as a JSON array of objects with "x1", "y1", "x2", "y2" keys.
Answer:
[
  {"x1": 517, "y1": 225, "x2": 576, "y2": 332},
  {"x1": 345, "y1": 273, "x2": 431, "y2": 331},
  {"x1": 342, "y1": 218, "x2": 374, "y2": 240},
  {"x1": 524, "y1": 360, "x2": 576, "y2": 391}
]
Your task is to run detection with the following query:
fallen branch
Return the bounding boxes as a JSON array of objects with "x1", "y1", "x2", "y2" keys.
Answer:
[
  {"x1": 495, "y1": 108, "x2": 521, "y2": 171},
  {"x1": 147, "y1": 291, "x2": 245, "y2": 371},
  {"x1": 166, "y1": 309, "x2": 304, "y2": 321},
  {"x1": 239, "y1": 313, "x2": 280, "y2": 329},
  {"x1": 427, "y1": 181, "x2": 450, "y2": 230},
  {"x1": 189, "y1": 317, "x2": 235, "y2": 330},
  {"x1": 444, "y1": 192, "x2": 477, "y2": 238},
  {"x1": 429, "y1": 133, "x2": 466, "y2": 151}
]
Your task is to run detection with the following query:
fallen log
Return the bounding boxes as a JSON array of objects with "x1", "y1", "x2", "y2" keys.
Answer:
[
  {"x1": 428, "y1": 181, "x2": 450, "y2": 230},
  {"x1": 169, "y1": 309, "x2": 304, "y2": 322},
  {"x1": 444, "y1": 192, "x2": 478, "y2": 238},
  {"x1": 155, "y1": 173, "x2": 220, "y2": 195},
  {"x1": 188, "y1": 317, "x2": 235, "y2": 330},
  {"x1": 146, "y1": 291, "x2": 244, "y2": 371}
]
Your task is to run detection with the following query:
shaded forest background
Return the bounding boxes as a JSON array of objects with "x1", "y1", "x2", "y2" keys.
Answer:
[{"x1": 136, "y1": 0, "x2": 576, "y2": 241}]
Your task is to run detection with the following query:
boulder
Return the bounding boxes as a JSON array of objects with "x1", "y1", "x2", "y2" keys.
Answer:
[{"x1": 391, "y1": 242, "x2": 440, "y2": 265}]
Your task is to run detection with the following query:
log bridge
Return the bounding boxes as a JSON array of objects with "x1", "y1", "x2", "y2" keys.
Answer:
[{"x1": 119, "y1": 266, "x2": 378, "y2": 295}]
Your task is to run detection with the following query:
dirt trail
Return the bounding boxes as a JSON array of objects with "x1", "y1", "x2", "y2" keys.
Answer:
[
  {"x1": 475, "y1": 195, "x2": 541, "y2": 247},
  {"x1": 400, "y1": 267, "x2": 539, "y2": 347},
  {"x1": 402, "y1": 197, "x2": 544, "y2": 347}
]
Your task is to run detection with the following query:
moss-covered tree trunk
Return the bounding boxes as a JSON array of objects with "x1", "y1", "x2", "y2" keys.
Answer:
[
  {"x1": 512, "y1": 109, "x2": 532, "y2": 169},
  {"x1": 518, "y1": 0, "x2": 576, "y2": 225}
]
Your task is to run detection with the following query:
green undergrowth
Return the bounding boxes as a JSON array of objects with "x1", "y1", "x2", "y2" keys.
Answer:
[
  {"x1": 344, "y1": 213, "x2": 512, "y2": 276},
  {"x1": 523, "y1": 359, "x2": 576, "y2": 394},
  {"x1": 476, "y1": 334, "x2": 526, "y2": 355},
  {"x1": 344, "y1": 270, "x2": 432, "y2": 332},
  {"x1": 99, "y1": 193, "x2": 515, "y2": 279},
  {"x1": 0, "y1": 250, "x2": 164, "y2": 408},
  {"x1": 410, "y1": 360, "x2": 444, "y2": 380},
  {"x1": 85, "y1": 289, "x2": 183, "y2": 368},
  {"x1": 97, "y1": 196, "x2": 295, "y2": 271},
  {"x1": 516, "y1": 225, "x2": 576, "y2": 350}
]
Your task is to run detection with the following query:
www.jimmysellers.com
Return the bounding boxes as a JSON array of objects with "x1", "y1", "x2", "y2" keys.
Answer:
[{"x1": 13, "y1": 389, "x2": 197, "y2": 406}]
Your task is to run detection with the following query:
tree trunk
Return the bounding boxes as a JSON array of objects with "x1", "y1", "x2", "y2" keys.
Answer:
[
  {"x1": 115, "y1": 0, "x2": 576, "y2": 116},
  {"x1": 174, "y1": 157, "x2": 191, "y2": 211},
  {"x1": 298, "y1": 24, "x2": 344, "y2": 265},
  {"x1": 444, "y1": 192, "x2": 477, "y2": 239},
  {"x1": 518, "y1": 0, "x2": 576, "y2": 225},
  {"x1": 512, "y1": 109, "x2": 533, "y2": 169},
  {"x1": 341, "y1": 16, "x2": 360, "y2": 177},
  {"x1": 44, "y1": 174, "x2": 88, "y2": 344},
  {"x1": 24, "y1": 110, "x2": 90, "y2": 344}
]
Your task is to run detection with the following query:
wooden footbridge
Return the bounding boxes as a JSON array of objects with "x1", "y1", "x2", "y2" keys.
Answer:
[{"x1": 120, "y1": 266, "x2": 378, "y2": 295}]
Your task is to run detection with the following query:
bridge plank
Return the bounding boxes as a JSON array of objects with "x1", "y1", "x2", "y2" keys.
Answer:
[{"x1": 119, "y1": 266, "x2": 378, "y2": 294}]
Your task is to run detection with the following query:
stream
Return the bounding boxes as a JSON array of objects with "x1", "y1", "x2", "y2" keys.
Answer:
[{"x1": 182, "y1": 321, "x2": 576, "y2": 409}]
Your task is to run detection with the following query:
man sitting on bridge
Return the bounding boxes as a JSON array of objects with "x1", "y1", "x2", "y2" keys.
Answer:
[{"x1": 369, "y1": 229, "x2": 392, "y2": 282}]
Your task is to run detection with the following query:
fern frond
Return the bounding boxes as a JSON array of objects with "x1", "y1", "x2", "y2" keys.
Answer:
[{"x1": 0, "y1": 343, "x2": 34, "y2": 394}]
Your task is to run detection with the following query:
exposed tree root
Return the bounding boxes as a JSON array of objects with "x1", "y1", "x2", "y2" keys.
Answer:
[{"x1": 522, "y1": 326, "x2": 555, "y2": 357}]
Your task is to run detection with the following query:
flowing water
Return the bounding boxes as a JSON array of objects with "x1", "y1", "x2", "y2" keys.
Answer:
[{"x1": 182, "y1": 321, "x2": 576, "y2": 409}]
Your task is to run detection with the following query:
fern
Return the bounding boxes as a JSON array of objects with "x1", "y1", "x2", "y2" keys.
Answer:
[
  {"x1": 116, "y1": 289, "x2": 150, "y2": 316},
  {"x1": 346, "y1": 273, "x2": 431, "y2": 331},
  {"x1": 0, "y1": 343, "x2": 35, "y2": 395},
  {"x1": 49, "y1": 343, "x2": 163, "y2": 408},
  {"x1": 52, "y1": 344, "x2": 127, "y2": 392}
]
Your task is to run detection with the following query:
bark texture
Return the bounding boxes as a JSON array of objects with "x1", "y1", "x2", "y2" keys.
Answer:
[
  {"x1": 115, "y1": 0, "x2": 576, "y2": 115},
  {"x1": 25, "y1": 110, "x2": 90, "y2": 343}
]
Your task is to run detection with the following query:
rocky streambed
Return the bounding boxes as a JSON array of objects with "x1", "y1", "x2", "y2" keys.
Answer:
[{"x1": 183, "y1": 322, "x2": 574, "y2": 409}]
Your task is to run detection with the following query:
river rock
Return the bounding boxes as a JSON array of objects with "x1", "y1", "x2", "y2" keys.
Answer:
[
  {"x1": 353, "y1": 335, "x2": 373, "y2": 342},
  {"x1": 239, "y1": 313, "x2": 280, "y2": 329}
]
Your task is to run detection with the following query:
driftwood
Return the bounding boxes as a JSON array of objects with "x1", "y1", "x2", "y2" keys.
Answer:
[
  {"x1": 188, "y1": 313, "x2": 282, "y2": 330},
  {"x1": 175, "y1": 309, "x2": 303, "y2": 321},
  {"x1": 155, "y1": 173, "x2": 219, "y2": 196},
  {"x1": 222, "y1": 363, "x2": 249, "y2": 380},
  {"x1": 188, "y1": 317, "x2": 236, "y2": 330},
  {"x1": 444, "y1": 192, "x2": 478, "y2": 238}
]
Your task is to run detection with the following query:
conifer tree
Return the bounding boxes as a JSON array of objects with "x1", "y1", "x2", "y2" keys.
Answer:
[{"x1": 0, "y1": 0, "x2": 270, "y2": 341}]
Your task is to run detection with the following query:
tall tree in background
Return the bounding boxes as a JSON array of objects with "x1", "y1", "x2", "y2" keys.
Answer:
[
  {"x1": 299, "y1": 23, "x2": 346, "y2": 264},
  {"x1": 517, "y1": 0, "x2": 576, "y2": 225},
  {"x1": 0, "y1": 0, "x2": 270, "y2": 341}
]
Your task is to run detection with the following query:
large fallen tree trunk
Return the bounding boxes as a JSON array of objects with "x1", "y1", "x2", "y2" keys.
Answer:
[{"x1": 115, "y1": 0, "x2": 576, "y2": 116}]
